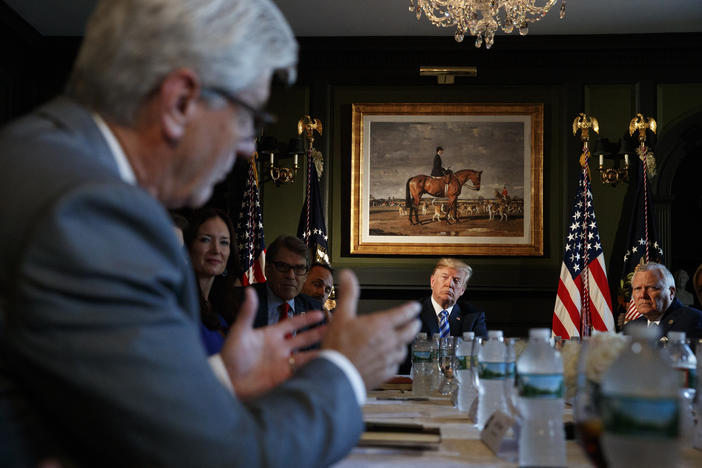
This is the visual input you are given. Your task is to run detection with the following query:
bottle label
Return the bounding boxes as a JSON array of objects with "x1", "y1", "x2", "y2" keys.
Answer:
[
  {"x1": 478, "y1": 361, "x2": 506, "y2": 380},
  {"x1": 600, "y1": 394, "x2": 679, "y2": 438},
  {"x1": 505, "y1": 361, "x2": 515, "y2": 378},
  {"x1": 517, "y1": 373, "x2": 564, "y2": 398},
  {"x1": 675, "y1": 367, "x2": 697, "y2": 389},
  {"x1": 456, "y1": 355, "x2": 468, "y2": 370},
  {"x1": 412, "y1": 350, "x2": 432, "y2": 363}
]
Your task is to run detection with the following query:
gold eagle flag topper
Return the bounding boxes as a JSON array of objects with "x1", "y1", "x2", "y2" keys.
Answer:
[
  {"x1": 629, "y1": 113, "x2": 657, "y2": 178},
  {"x1": 297, "y1": 115, "x2": 323, "y2": 150},
  {"x1": 572, "y1": 113, "x2": 599, "y2": 171}
]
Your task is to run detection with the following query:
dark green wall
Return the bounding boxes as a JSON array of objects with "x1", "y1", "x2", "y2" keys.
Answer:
[
  {"x1": 261, "y1": 34, "x2": 702, "y2": 333},
  {"x1": 1, "y1": 16, "x2": 700, "y2": 336}
]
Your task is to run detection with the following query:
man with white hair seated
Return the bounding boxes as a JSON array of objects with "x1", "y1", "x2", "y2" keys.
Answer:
[{"x1": 623, "y1": 262, "x2": 702, "y2": 340}]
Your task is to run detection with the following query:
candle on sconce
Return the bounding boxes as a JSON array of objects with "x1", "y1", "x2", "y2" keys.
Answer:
[
  {"x1": 599, "y1": 154, "x2": 603, "y2": 167},
  {"x1": 294, "y1": 153, "x2": 298, "y2": 166},
  {"x1": 624, "y1": 154, "x2": 629, "y2": 165},
  {"x1": 270, "y1": 153, "x2": 274, "y2": 165}
]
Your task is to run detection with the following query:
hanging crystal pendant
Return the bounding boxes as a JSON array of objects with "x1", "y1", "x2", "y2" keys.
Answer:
[{"x1": 518, "y1": 22, "x2": 529, "y2": 36}]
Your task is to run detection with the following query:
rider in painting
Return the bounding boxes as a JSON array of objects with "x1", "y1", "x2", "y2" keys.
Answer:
[{"x1": 431, "y1": 146, "x2": 445, "y2": 177}]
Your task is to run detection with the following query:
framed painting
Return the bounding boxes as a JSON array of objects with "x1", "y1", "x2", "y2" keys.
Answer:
[{"x1": 350, "y1": 102, "x2": 543, "y2": 256}]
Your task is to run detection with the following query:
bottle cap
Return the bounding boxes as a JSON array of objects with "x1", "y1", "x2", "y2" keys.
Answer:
[
  {"x1": 668, "y1": 331, "x2": 686, "y2": 342},
  {"x1": 417, "y1": 332, "x2": 427, "y2": 340},
  {"x1": 463, "y1": 331, "x2": 475, "y2": 340},
  {"x1": 432, "y1": 333, "x2": 441, "y2": 339},
  {"x1": 488, "y1": 330, "x2": 503, "y2": 338},
  {"x1": 529, "y1": 328, "x2": 551, "y2": 339}
]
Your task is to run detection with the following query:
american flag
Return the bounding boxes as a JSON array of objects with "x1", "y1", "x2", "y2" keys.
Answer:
[
  {"x1": 235, "y1": 157, "x2": 266, "y2": 286},
  {"x1": 297, "y1": 148, "x2": 330, "y2": 266},
  {"x1": 617, "y1": 145, "x2": 663, "y2": 324},
  {"x1": 553, "y1": 160, "x2": 615, "y2": 338}
]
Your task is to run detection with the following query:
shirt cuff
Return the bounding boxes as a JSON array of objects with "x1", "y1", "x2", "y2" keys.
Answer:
[
  {"x1": 208, "y1": 354, "x2": 234, "y2": 394},
  {"x1": 317, "y1": 350, "x2": 366, "y2": 406}
]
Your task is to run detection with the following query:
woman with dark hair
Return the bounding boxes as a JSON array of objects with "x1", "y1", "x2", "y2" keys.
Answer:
[{"x1": 184, "y1": 208, "x2": 240, "y2": 355}]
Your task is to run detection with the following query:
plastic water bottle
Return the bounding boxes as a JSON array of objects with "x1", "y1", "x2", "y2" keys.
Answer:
[
  {"x1": 456, "y1": 332, "x2": 479, "y2": 412},
  {"x1": 663, "y1": 331, "x2": 697, "y2": 395},
  {"x1": 411, "y1": 333, "x2": 432, "y2": 396},
  {"x1": 663, "y1": 331, "x2": 697, "y2": 445},
  {"x1": 517, "y1": 328, "x2": 566, "y2": 467},
  {"x1": 600, "y1": 323, "x2": 680, "y2": 467},
  {"x1": 431, "y1": 333, "x2": 442, "y2": 391},
  {"x1": 410, "y1": 332, "x2": 428, "y2": 378},
  {"x1": 694, "y1": 339, "x2": 702, "y2": 450},
  {"x1": 477, "y1": 330, "x2": 508, "y2": 429},
  {"x1": 504, "y1": 338, "x2": 518, "y2": 416}
]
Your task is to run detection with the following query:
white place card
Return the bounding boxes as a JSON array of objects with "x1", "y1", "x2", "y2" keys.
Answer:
[{"x1": 480, "y1": 410, "x2": 520, "y2": 458}]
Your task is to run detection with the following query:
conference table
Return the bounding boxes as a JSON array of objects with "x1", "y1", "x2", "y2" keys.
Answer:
[{"x1": 333, "y1": 384, "x2": 702, "y2": 468}]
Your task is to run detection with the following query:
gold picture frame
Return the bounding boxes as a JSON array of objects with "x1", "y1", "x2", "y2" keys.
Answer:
[{"x1": 350, "y1": 102, "x2": 543, "y2": 256}]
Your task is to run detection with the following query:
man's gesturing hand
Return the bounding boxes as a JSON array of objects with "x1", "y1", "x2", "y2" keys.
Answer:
[
  {"x1": 220, "y1": 288, "x2": 326, "y2": 400},
  {"x1": 322, "y1": 270, "x2": 421, "y2": 390}
]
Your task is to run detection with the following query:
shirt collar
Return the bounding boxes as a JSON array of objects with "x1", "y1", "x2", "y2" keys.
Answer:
[
  {"x1": 92, "y1": 113, "x2": 137, "y2": 185},
  {"x1": 430, "y1": 296, "x2": 454, "y2": 317}
]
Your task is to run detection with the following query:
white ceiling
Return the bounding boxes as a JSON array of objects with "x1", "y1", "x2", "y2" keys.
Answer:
[{"x1": 6, "y1": 0, "x2": 702, "y2": 38}]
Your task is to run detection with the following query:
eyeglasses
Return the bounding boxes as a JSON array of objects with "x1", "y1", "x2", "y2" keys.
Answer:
[
  {"x1": 271, "y1": 261, "x2": 309, "y2": 276},
  {"x1": 201, "y1": 86, "x2": 276, "y2": 136}
]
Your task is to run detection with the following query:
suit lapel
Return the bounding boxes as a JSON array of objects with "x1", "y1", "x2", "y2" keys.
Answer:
[
  {"x1": 420, "y1": 299, "x2": 440, "y2": 335},
  {"x1": 294, "y1": 296, "x2": 304, "y2": 316},
  {"x1": 253, "y1": 283, "x2": 269, "y2": 328},
  {"x1": 448, "y1": 303, "x2": 462, "y2": 336}
]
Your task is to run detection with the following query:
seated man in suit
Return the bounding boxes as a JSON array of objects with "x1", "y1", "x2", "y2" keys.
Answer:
[
  {"x1": 302, "y1": 262, "x2": 335, "y2": 320},
  {"x1": 420, "y1": 258, "x2": 488, "y2": 338},
  {"x1": 400, "y1": 258, "x2": 487, "y2": 373},
  {"x1": 623, "y1": 262, "x2": 702, "y2": 341},
  {"x1": 250, "y1": 235, "x2": 321, "y2": 328}
]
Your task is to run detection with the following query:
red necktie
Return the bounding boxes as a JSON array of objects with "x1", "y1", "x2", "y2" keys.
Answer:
[{"x1": 279, "y1": 302, "x2": 290, "y2": 322}]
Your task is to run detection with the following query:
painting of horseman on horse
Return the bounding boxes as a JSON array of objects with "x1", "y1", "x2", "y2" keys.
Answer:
[{"x1": 361, "y1": 114, "x2": 531, "y2": 239}]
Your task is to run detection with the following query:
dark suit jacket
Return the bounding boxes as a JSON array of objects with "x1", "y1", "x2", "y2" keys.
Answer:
[
  {"x1": 431, "y1": 153, "x2": 444, "y2": 176},
  {"x1": 400, "y1": 296, "x2": 488, "y2": 374},
  {"x1": 0, "y1": 97, "x2": 361, "y2": 467},
  {"x1": 246, "y1": 282, "x2": 322, "y2": 328},
  {"x1": 623, "y1": 298, "x2": 702, "y2": 341}
]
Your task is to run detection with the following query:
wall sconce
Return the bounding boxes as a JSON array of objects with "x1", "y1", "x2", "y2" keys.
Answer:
[
  {"x1": 592, "y1": 137, "x2": 632, "y2": 186},
  {"x1": 258, "y1": 136, "x2": 306, "y2": 186}
]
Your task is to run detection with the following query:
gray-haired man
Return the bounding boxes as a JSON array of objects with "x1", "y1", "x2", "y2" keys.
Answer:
[{"x1": 0, "y1": 1, "x2": 419, "y2": 466}]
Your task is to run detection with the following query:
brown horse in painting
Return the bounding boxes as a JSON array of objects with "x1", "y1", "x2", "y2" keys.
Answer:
[{"x1": 405, "y1": 169, "x2": 482, "y2": 224}]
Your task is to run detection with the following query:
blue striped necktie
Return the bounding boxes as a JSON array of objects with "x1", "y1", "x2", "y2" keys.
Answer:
[{"x1": 439, "y1": 309, "x2": 450, "y2": 338}]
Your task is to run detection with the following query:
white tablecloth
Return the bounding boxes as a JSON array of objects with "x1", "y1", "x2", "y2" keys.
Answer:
[{"x1": 333, "y1": 390, "x2": 702, "y2": 467}]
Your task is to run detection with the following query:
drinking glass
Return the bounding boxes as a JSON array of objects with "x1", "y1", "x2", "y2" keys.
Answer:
[{"x1": 438, "y1": 336, "x2": 458, "y2": 397}]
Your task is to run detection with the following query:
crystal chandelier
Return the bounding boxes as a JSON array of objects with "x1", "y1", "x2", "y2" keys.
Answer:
[{"x1": 408, "y1": 0, "x2": 566, "y2": 49}]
